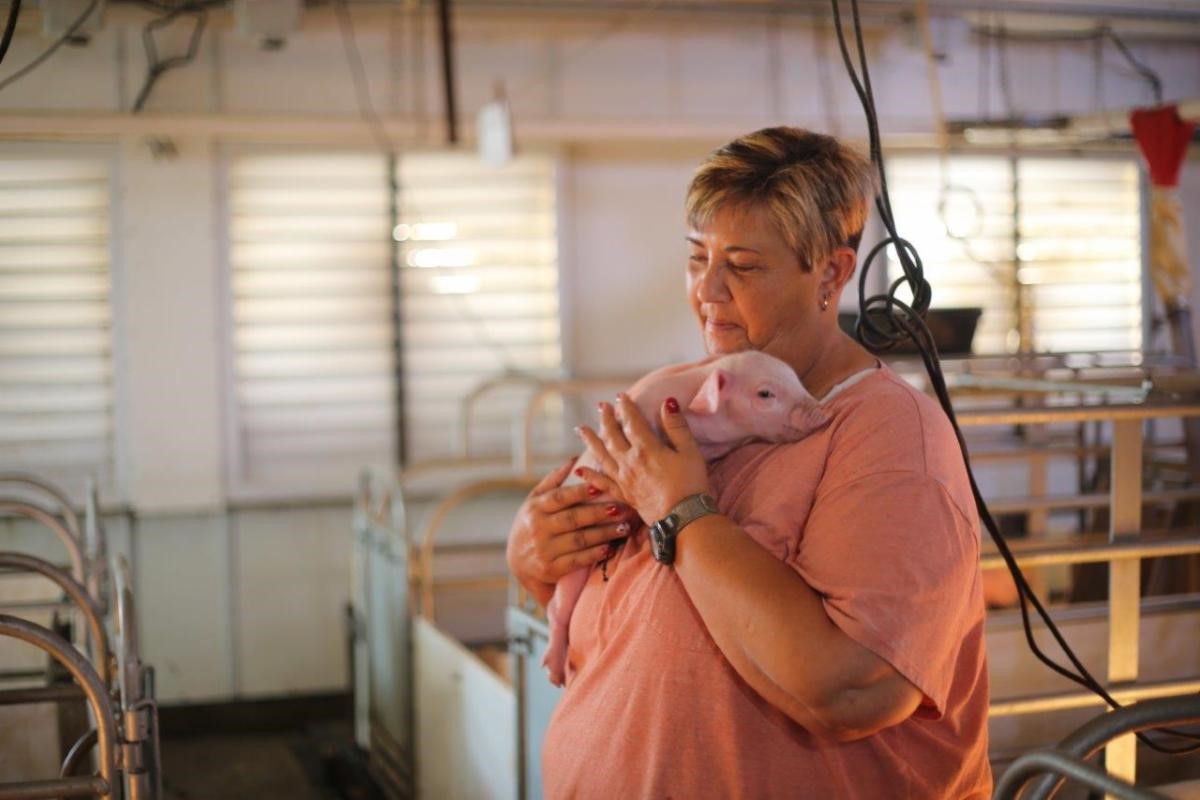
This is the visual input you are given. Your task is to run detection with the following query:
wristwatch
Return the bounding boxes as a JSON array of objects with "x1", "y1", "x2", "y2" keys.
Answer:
[{"x1": 649, "y1": 493, "x2": 720, "y2": 565}]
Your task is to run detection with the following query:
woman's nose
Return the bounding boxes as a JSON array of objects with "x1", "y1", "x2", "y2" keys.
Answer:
[{"x1": 695, "y1": 262, "x2": 731, "y2": 302}]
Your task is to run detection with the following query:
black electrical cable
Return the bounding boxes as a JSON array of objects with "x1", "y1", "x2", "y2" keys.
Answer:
[
  {"x1": 132, "y1": 3, "x2": 207, "y2": 113},
  {"x1": 829, "y1": 0, "x2": 1200, "y2": 755},
  {"x1": 0, "y1": 0, "x2": 97, "y2": 92},
  {"x1": 0, "y1": 0, "x2": 22, "y2": 67}
]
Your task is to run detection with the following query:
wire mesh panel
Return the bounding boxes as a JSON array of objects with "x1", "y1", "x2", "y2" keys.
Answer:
[{"x1": 0, "y1": 153, "x2": 115, "y2": 495}]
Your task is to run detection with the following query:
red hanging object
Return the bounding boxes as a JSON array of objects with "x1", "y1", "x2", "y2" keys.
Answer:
[{"x1": 1130, "y1": 105, "x2": 1196, "y2": 188}]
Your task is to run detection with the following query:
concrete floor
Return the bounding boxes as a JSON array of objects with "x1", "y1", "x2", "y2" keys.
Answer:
[{"x1": 161, "y1": 724, "x2": 382, "y2": 800}]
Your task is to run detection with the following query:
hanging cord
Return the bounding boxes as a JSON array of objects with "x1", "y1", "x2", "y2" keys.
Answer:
[
  {"x1": 132, "y1": 2, "x2": 208, "y2": 113},
  {"x1": 0, "y1": 0, "x2": 97, "y2": 92},
  {"x1": 0, "y1": 0, "x2": 21, "y2": 67},
  {"x1": 829, "y1": 0, "x2": 1200, "y2": 755}
]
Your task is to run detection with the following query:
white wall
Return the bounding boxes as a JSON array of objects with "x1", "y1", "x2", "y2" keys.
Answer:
[{"x1": 1, "y1": 4, "x2": 1199, "y2": 702}]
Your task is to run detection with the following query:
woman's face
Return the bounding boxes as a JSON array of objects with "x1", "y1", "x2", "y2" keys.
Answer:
[{"x1": 686, "y1": 204, "x2": 825, "y2": 365}]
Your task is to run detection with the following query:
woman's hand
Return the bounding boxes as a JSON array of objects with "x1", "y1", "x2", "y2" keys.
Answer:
[
  {"x1": 575, "y1": 394, "x2": 711, "y2": 524},
  {"x1": 506, "y1": 458, "x2": 639, "y2": 608}
]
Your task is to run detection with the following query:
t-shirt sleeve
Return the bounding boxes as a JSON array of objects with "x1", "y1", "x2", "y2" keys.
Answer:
[{"x1": 790, "y1": 469, "x2": 980, "y2": 717}]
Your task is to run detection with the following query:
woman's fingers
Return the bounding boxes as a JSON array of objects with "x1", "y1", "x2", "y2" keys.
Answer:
[
  {"x1": 533, "y1": 457, "x2": 576, "y2": 494},
  {"x1": 572, "y1": 464, "x2": 622, "y2": 499},
  {"x1": 531, "y1": 478, "x2": 597, "y2": 514},
  {"x1": 549, "y1": 520, "x2": 632, "y2": 562},
  {"x1": 597, "y1": 401, "x2": 630, "y2": 454},
  {"x1": 614, "y1": 393, "x2": 658, "y2": 448},
  {"x1": 545, "y1": 500, "x2": 632, "y2": 542},
  {"x1": 576, "y1": 425, "x2": 617, "y2": 475}
]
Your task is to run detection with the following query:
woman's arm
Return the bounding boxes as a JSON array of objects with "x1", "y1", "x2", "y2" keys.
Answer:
[
  {"x1": 576, "y1": 394, "x2": 922, "y2": 740},
  {"x1": 673, "y1": 513, "x2": 923, "y2": 741}
]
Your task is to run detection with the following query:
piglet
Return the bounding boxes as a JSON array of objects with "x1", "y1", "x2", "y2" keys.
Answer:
[{"x1": 541, "y1": 350, "x2": 830, "y2": 687}]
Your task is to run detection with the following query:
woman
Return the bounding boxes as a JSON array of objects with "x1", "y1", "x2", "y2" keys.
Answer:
[{"x1": 506, "y1": 127, "x2": 991, "y2": 798}]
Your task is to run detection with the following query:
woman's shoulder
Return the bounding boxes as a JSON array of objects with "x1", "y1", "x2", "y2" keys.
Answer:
[{"x1": 819, "y1": 365, "x2": 972, "y2": 511}]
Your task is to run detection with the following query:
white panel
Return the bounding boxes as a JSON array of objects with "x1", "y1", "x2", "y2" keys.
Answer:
[
  {"x1": 415, "y1": 618, "x2": 516, "y2": 800},
  {"x1": 136, "y1": 514, "x2": 233, "y2": 702},
  {"x1": 556, "y1": 30, "x2": 675, "y2": 119},
  {"x1": 121, "y1": 137, "x2": 225, "y2": 511},
  {"x1": 0, "y1": 28, "x2": 120, "y2": 111},
  {"x1": 565, "y1": 153, "x2": 707, "y2": 377},
  {"x1": 235, "y1": 506, "x2": 352, "y2": 695}
]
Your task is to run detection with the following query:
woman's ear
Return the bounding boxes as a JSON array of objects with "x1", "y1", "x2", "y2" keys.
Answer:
[{"x1": 821, "y1": 246, "x2": 858, "y2": 296}]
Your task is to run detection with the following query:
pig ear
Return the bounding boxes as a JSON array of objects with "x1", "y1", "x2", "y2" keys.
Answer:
[
  {"x1": 687, "y1": 369, "x2": 726, "y2": 416},
  {"x1": 787, "y1": 399, "x2": 831, "y2": 437}
]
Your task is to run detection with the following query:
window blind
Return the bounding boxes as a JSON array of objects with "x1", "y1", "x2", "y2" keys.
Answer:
[
  {"x1": 886, "y1": 155, "x2": 1142, "y2": 355},
  {"x1": 0, "y1": 154, "x2": 115, "y2": 495},
  {"x1": 227, "y1": 153, "x2": 396, "y2": 496},
  {"x1": 227, "y1": 150, "x2": 563, "y2": 494},
  {"x1": 396, "y1": 152, "x2": 562, "y2": 463}
]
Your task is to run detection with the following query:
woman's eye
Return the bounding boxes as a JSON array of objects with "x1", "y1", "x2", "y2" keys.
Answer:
[
  {"x1": 729, "y1": 263, "x2": 758, "y2": 273},
  {"x1": 757, "y1": 389, "x2": 775, "y2": 399}
]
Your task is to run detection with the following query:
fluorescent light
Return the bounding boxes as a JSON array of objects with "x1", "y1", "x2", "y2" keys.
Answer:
[
  {"x1": 406, "y1": 248, "x2": 475, "y2": 268},
  {"x1": 393, "y1": 222, "x2": 458, "y2": 242},
  {"x1": 431, "y1": 275, "x2": 480, "y2": 294}
]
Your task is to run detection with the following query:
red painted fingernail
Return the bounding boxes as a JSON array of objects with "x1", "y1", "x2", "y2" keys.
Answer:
[
  {"x1": 575, "y1": 468, "x2": 585, "y2": 478},
  {"x1": 586, "y1": 484, "x2": 600, "y2": 497},
  {"x1": 665, "y1": 396, "x2": 680, "y2": 413},
  {"x1": 605, "y1": 504, "x2": 619, "y2": 517}
]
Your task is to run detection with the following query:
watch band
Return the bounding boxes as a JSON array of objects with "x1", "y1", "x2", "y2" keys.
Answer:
[{"x1": 649, "y1": 492, "x2": 720, "y2": 565}]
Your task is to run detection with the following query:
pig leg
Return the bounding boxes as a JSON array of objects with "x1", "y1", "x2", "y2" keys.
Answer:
[{"x1": 542, "y1": 566, "x2": 590, "y2": 687}]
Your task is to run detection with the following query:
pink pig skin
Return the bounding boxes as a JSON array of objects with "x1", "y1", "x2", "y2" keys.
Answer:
[{"x1": 540, "y1": 350, "x2": 830, "y2": 687}]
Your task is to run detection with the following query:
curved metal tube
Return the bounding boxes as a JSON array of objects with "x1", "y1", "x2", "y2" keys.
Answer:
[
  {"x1": 0, "y1": 552, "x2": 112, "y2": 687},
  {"x1": 458, "y1": 374, "x2": 546, "y2": 457},
  {"x1": 111, "y1": 555, "x2": 142, "y2": 708},
  {"x1": 60, "y1": 728, "x2": 99, "y2": 778},
  {"x1": 0, "y1": 614, "x2": 115, "y2": 800},
  {"x1": 1027, "y1": 694, "x2": 1200, "y2": 800},
  {"x1": 416, "y1": 477, "x2": 537, "y2": 620},
  {"x1": 518, "y1": 377, "x2": 638, "y2": 476},
  {"x1": 83, "y1": 477, "x2": 108, "y2": 614},
  {"x1": 0, "y1": 473, "x2": 82, "y2": 541},
  {"x1": 994, "y1": 749, "x2": 1166, "y2": 800},
  {"x1": 0, "y1": 500, "x2": 86, "y2": 585}
]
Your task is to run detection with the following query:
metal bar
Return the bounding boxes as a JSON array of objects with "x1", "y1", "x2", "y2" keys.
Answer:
[
  {"x1": 0, "y1": 501, "x2": 85, "y2": 585},
  {"x1": 984, "y1": 486, "x2": 1200, "y2": 514},
  {"x1": 993, "y1": 749, "x2": 1164, "y2": 800},
  {"x1": 0, "y1": 684, "x2": 85, "y2": 706},
  {"x1": 979, "y1": 535, "x2": 1200, "y2": 570},
  {"x1": 0, "y1": 474, "x2": 82, "y2": 542},
  {"x1": 0, "y1": 615, "x2": 115, "y2": 800},
  {"x1": 0, "y1": 776, "x2": 110, "y2": 799},
  {"x1": 1107, "y1": 418, "x2": 1143, "y2": 788},
  {"x1": 988, "y1": 678, "x2": 1200, "y2": 717},
  {"x1": 1026, "y1": 694, "x2": 1200, "y2": 800},
  {"x1": 0, "y1": 553, "x2": 112, "y2": 687},
  {"x1": 956, "y1": 402, "x2": 1200, "y2": 427},
  {"x1": 415, "y1": 477, "x2": 537, "y2": 620}
]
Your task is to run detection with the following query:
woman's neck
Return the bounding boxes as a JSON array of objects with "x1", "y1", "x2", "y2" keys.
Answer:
[{"x1": 793, "y1": 331, "x2": 877, "y2": 400}]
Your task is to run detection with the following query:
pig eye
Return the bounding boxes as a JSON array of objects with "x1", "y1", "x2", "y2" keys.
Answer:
[{"x1": 757, "y1": 389, "x2": 775, "y2": 399}]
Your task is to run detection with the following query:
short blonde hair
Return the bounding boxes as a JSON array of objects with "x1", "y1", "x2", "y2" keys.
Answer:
[{"x1": 686, "y1": 127, "x2": 877, "y2": 272}]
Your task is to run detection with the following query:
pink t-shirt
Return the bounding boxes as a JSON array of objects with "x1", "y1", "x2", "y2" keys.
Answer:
[{"x1": 542, "y1": 365, "x2": 992, "y2": 799}]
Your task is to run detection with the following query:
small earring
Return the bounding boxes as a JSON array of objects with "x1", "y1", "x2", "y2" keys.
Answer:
[{"x1": 820, "y1": 293, "x2": 831, "y2": 312}]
